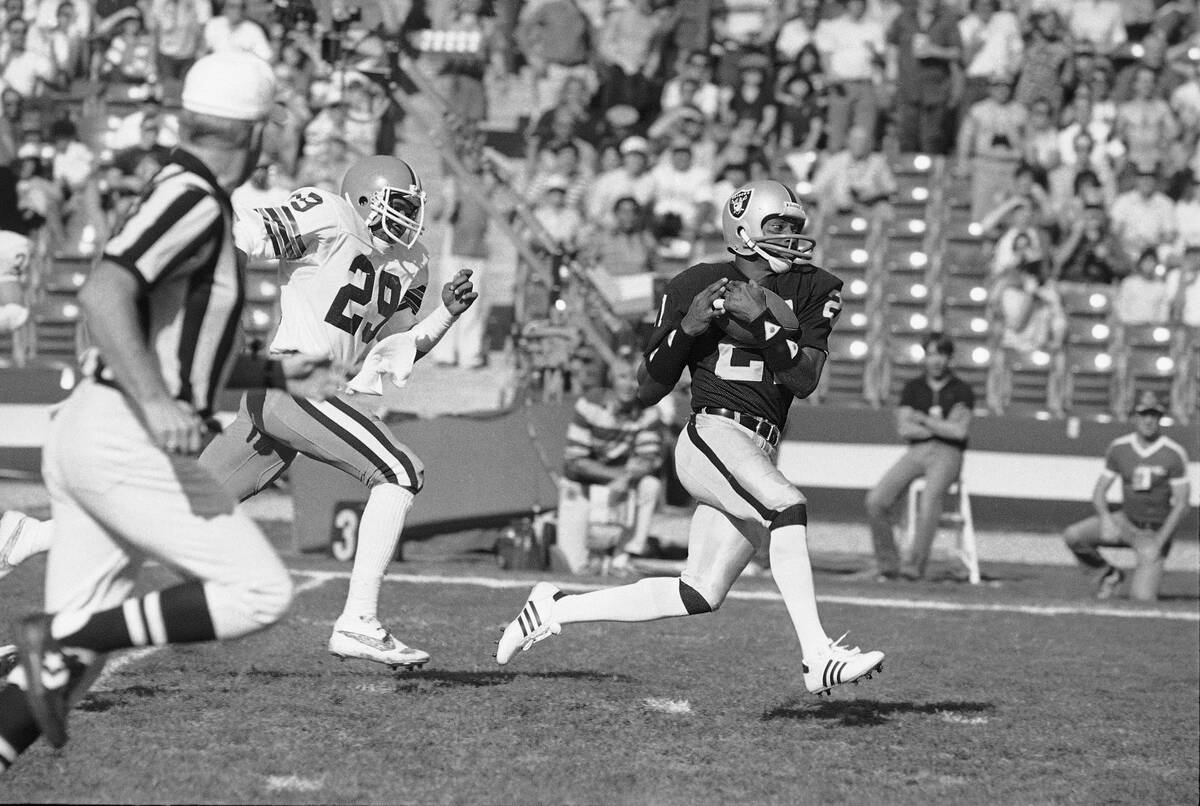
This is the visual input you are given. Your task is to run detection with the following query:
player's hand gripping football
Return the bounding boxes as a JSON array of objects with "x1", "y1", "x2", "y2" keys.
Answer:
[
  {"x1": 680, "y1": 277, "x2": 730, "y2": 336},
  {"x1": 442, "y1": 268, "x2": 478, "y2": 316},
  {"x1": 722, "y1": 279, "x2": 768, "y2": 323},
  {"x1": 281, "y1": 354, "x2": 350, "y2": 401},
  {"x1": 142, "y1": 396, "x2": 207, "y2": 455}
]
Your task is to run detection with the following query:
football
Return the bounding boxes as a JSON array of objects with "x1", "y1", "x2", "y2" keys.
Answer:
[{"x1": 716, "y1": 284, "x2": 799, "y2": 347}]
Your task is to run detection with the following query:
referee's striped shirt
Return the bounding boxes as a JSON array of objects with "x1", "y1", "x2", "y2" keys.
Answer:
[{"x1": 84, "y1": 149, "x2": 244, "y2": 417}]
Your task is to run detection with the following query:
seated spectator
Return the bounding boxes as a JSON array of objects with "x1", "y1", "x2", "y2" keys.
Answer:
[
  {"x1": 532, "y1": 176, "x2": 585, "y2": 257},
  {"x1": 525, "y1": 140, "x2": 591, "y2": 212},
  {"x1": 1023, "y1": 97, "x2": 1063, "y2": 176},
  {"x1": 1114, "y1": 247, "x2": 1172, "y2": 325},
  {"x1": 711, "y1": 115, "x2": 769, "y2": 181},
  {"x1": 1058, "y1": 83, "x2": 1122, "y2": 162},
  {"x1": 106, "y1": 96, "x2": 179, "y2": 151},
  {"x1": 148, "y1": 0, "x2": 209, "y2": 83},
  {"x1": 555, "y1": 356, "x2": 664, "y2": 575},
  {"x1": 814, "y1": 0, "x2": 886, "y2": 151},
  {"x1": 1173, "y1": 177, "x2": 1200, "y2": 255},
  {"x1": 987, "y1": 198, "x2": 1051, "y2": 276},
  {"x1": 981, "y1": 162, "x2": 1055, "y2": 232},
  {"x1": 1053, "y1": 203, "x2": 1130, "y2": 283},
  {"x1": 810, "y1": 124, "x2": 897, "y2": 216},
  {"x1": 47, "y1": 115, "x2": 91, "y2": 193},
  {"x1": 775, "y1": 71, "x2": 824, "y2": 154},
  {"x1": 958, "y1": 0, "x2": 1023, "y2": 111},
  {"x1": 720, "y1": 61, "x2": 778, "y2": 146},
  {"x1": 1049, "y1": 129, "x2": 1118, "y2": 212},
  {"x1": 296, "y1": 133, "x2": 354, "y2": 192},
  {"x1": 1166, "y1": 252, "x2": 1200, "y2": 328},
  {"x1": 585, "y1": 135, "x2": 655, "y2": 227},
  {"x1": 993, "y1": 252, "x2": 1067, "y2": 355},
  {"x1": 1087, "y1": 64, "x2": 1118, "y2": 136},
  {"x1": 1014, "y1": 10, "x2": 1071, "y2": 115},
  {"x1": 203, "y1": 0, "x2": 270, "y2": 61},
  {"x1": 1168, "y1": 56, "x2": 1200, "y2": 133},
  {"x1": 775, "y1": 0, "x2": 821, "y2": 63},
  {"x1": 581, "y1": 195, "x2": 657, "y2": 279},
  {"x1": 97, "y1": 8, "x2": 157, "y2": 97},
  {"x1": 33, "y1": 0, "x2": 87, "y2": 84},
  {"x1": 955, "y1": 70, "x2": 1027, "y2": 222},
  {"x1": 1, "y1": 14, "x2": 54, "y2": 97},
  {"x1": 1109, "y1": 163, "x2": 1178, "y2": 261},
  {"x1": 648, "y1": 141, "x2": 714, "y2": 242},
  {"x1": 661, "y1": 51, "x2": 722, "y2": 121},
  {"x1": 14, "y1": 141, "x2": 63, "y2": 243},
  {"x1": 1114, "y1": 65, "x2": 1181, "y2": 180},
  {"x1": 0, "y1": 86, "x2": 23, "y2": 164},
  {"x1": 1066, "y1": 0, "x2": 1126, "y2": 55},
  {"x1": 648, "y1": 104, "x2": 717, "y2": 168},
  {"x1": 1112, "y1": 27, "x2": 1175, "y2": 101}
]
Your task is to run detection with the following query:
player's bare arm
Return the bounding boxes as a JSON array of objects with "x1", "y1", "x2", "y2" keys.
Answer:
[
  {"x1": 916, "y1": 403, "x2": 972, "y2": 442},
  {"x1": 1092, "y1": 472, "x2": 1119, "y2": 539},
  {"x1": 78, "y1": 261, "x2": 207, "y2": 455},
  {"x1": 1153, "y1": 479, "x2": 1192, "y2": 552},
  {"x1": 896, "y1": 406, "x2": 934, "y2": 440}
]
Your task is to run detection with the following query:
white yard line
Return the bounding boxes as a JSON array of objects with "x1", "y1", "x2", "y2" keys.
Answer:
[{"x1": 288, "y1": 568, "x2": 1200, "y2": 622}]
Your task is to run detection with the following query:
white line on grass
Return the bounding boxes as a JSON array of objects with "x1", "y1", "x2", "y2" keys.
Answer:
[
  {"x1": 289, "y1": 568, "x2": 1200, "y2": 622},
  {"x1": 91, "y1": 572, "x2": 336, "y2": 690},
  {"x1": 644, "y1": 697, "x2": 692, "y2": 714},
  {"x1": 265, "y1": 774, "x2": 324, "y2": 793}
]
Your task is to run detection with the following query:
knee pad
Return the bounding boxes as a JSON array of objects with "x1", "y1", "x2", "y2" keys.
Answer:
[
  {"x1": 678, "y1": 580, "x2": 715, "y2": 615},
  {"x1": 0, "y1": 302, "x2": 29, "y2": 333},
  {"x1": 771, "y1": 502, "x2": 808, "y2": 531}
]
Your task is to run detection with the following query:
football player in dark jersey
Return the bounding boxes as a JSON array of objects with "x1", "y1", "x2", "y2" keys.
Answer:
[{"x1": 496, "y1": 180, "x2": 885, "y2": 695}]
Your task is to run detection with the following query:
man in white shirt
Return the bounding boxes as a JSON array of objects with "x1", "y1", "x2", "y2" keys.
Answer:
[
  {"x1": 202, "y1": 0, "x2": 271, "y2": 62},
  {"x1": 958, "y1": 0, "x2": 1022, "y2": 107},
  {"x1": 815, "y1": 0, "x2": 886, "y2": 151},
  {"x1": 648, "y1": 142, "x2": 713, "y2": 240},
  {"x1": 1114, "y1": 248, "x2": 1172, "y2": 325},
  {"x1": 1109, "y1": 164, "x2": 1177, "y2": 262},
  {"x1": 586, "y1": 136, "x2": 656, "y2": 227},
  {"x1": 1067, "y1": 0, "x2": 1126, "y2": 54},
  {"x1": 0, "y1": 16, "x2": 53, "y2": 97}
]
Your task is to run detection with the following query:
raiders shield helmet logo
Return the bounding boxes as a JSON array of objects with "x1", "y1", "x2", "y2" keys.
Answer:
[{"x1": 727, "y1": 188, "x2": 752, "y2": 219}]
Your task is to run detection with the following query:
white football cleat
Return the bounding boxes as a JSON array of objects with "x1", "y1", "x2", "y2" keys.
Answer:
[
  {"x1": 327, "y1": 615, "x2": 430, "y2": 671},
  {"x1": 495, "y1": 582, "x2": 562, "y2": 665},
  {"x1": 0, "y1": 510, "x2": 32, "y2": 581},
  {"x1": 803, "y1": 633, "x2": 885, "y2": 695}
]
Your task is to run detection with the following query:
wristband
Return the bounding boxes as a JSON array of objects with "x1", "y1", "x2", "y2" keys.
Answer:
[
  {"x1": 762, "y1": 333, "x2": 803, "y2": 371},
  {"x1": 411, "y1": 304, "x2": 457, "y2": 350},
  {"x1": 644, "y1": 326, "x2": 695, "y2": 384}
]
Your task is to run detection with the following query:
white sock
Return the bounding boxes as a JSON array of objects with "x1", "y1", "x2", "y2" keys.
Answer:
[
  {"x1": 768, "y1": 524, "x2": 829, "y2": 658},
  {"x1": 552, "y1": 578, "x2": 690, "y2": 625},
  {"x1": 3, "y1": 515, "x2": 54, "y2": 566},
  {"x1": 340, "y1": 485, "x2": 414, "y2": 622}
]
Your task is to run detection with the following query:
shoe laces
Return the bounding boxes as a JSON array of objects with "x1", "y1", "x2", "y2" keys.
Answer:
[
  {"x1": 520, "y1": 622, "x2": 561, "y2": 652},
  {"x1": 827, "y1": 632, "x2": 862, "y2": 658}
]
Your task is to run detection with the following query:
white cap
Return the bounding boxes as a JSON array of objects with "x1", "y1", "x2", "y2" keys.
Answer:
[{"x1": 182, "y1": 51, "x2": 276, "y2": 121}]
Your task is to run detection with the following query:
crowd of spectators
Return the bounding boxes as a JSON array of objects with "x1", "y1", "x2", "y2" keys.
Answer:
[{"x1": 2, "y1": 0, "x2": 1199, "y2": 367}]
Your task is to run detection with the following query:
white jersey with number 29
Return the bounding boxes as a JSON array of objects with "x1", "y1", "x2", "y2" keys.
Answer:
[{"x1": 234, "y1": 186, "x2": 429, "y2": 371}]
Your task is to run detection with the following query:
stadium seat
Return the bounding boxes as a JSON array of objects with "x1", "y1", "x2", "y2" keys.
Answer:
[
  {"x1": 835, "y1": 260, "x2": 872, "y2": 308},
  {"x1": 244, "y1": 269, "x2": 280, "y2": 304},
  {"x1": 941, "y1": 276, "x2": 991, "y2": 318},
  {"x1": 941, "y1": 313, "x2": 993, "y2": 393},
  {"x1": 819, "y1": 230, "x2": 873, "y2": 272},
  {"x1": 1059, "y1": 283, "x2": 1115, "y2": 326},
  {"x1": 903, "y1": 478, "x2": 981, "y2": 584},
  {"x1": 819, "y1": 331, "x2": 877, "y2": 406},
  {"x1": 1063, "y1": 344, "x2": 1118, "y2": 417},
  {"x1": 991, "y1": 348, "x2": 1065, "y2": 417},
  {"x1": 880, "y1": 335, "x2": 926, "y2": 403},
  {"x1": 32, "y1": 299, "x2": 82, "y2": 364},
  {"x1": 1120, "y1": 347, "x2": 1176, "y2": 417},
  {"x1": 944, "y1": 173, "x2": 972, "y2": 213}
]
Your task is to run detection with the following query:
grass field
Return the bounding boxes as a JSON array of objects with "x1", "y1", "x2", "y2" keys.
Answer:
[{"x1": 2, "y1": 522, "x2": 1198, "y2": 805}]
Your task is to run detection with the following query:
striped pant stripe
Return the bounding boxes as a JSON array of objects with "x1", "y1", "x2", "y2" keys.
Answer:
[
  {"x1": 293, "y1": 398, "x2": 402, "y2": 486},
  {"x1": 327, "y1": 398, "x2": 421, "y2": 489},
  {"x1": 142, "y1": 591, "x2": 168, "y2": 646},
  {"x1": 685, "y1": 420, "x2": 774, "y2": 521},
  {"x1": 122, "y1": 599, "x2": 149, "y2": 647}
]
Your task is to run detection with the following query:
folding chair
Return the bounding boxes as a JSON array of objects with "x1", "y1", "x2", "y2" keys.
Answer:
[{"x1": 904, "y1": 477, "x2": 981, "y2": 584}]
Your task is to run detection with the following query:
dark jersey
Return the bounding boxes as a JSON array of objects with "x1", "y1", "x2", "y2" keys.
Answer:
[
  {"x1": 898, "y1": 374, "x2": 976, "y2": 450},
  {"x1": 646, "y1": 260, "x2": 843, "y2": 429}
]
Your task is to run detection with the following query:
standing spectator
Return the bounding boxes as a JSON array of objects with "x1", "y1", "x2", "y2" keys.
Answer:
[
  {"x1": 993, "y1": 251, "x2": 1067, "y2": 356},
  {"x1": 1, "y1": 14, "x2": 53, "y2": 97},
  {"x1": 0, "y1": 86, "x2": 22, "y2": 164},
  {"x1": 596, "y1": 0, "x2": 667, "y2": 110},
  {"x1": 1114, "y1": 66, "x2": 1181, "y2": 180},
  {"x1": 1114, "y1": 247, "x2": 1172, "y2": 325},
  {"x1": 586, "y1": 135, "x2": 655, "y2": 226},
  {"x1": 1109, "y1": 163, "x2": 1177, "y2": 261},
  {"x1": 1173, "y1": 177, "x2": 1200, "y2": 255},
  {"x1": 810, "y1": 124, "x2": 897, "y2": 216},
  {"x1": 429, "y1": 145, "x2": 493, "y2": 370},
  {"x1": 581, "y1": 195, "x2": 658, "y2": 280},
  {"x1": 33, "y1": 1, "x2": 87, "y2": 84},
  {"x1": 1013, "y1": 10, "x2": 1072, "y2": 115},
  {"x1": 97, "y1": 8, "x2": 158, "y2": 97},
  {"x1": 661, "y1": 50, "x2": 722, "y2": 121},
  {"x1": 555, "y1": 356, "x2": 664, "y2": 576},
  {"x1": 648, "y1": 141, "x2": 714, "y2": 242},
  {"x1": 775, "y1": 71, "x2": 824, "y2": 154},
  {"x1": 1050, "y1": 126, "x2": 1118, "y2": 211},
  {"x1": 864, "y1": 332, "x2": 976, "y2": 581},
  {"x1": 814, "y1": 0, "x2": 886, "y2": 152},
  {"x1": 1062, "y1": 391, "x2": 1191, "y2": 601},
  {"x1": 47, "y1": 115, "x2": 92, "y2": 193},
  {"x1": 514, "y1": 0, "x2": 593, "y2": 120},
  {"x1": 533, "y1": 176, "x2": 585, "y2": 256},
  {"x1": 148, "y1": 0, "x2": 209, "y2": 83},
  {"x1": 296, "y1": 133, "x2": 354, "y2": 192},
  {"x1": 1166, "y1": 252, "x2": 1200, "y2": 328},
  {"x1": 1053, "y1": 203, "x2": 1130, "y2": 282},
  {"x1": 885, "y1": 0, "x2": 963, "y2": 155},
  {"x1": 958, "y1": 0, "x2": 1022, "y2": 111},
  {"x1": 1023, "y1": 97, "x2": 1063, "y2": 176},
  {"x1": 203, "y1": 0, "x2": 271, "y2": 62},
  {"x1": 775, "y1": 0, "x2": 820, "y2": 63},
  {"x1": 710, "y1": 0, "x2": 780, "y2": 85},
  {"x1": 1066, "y1": 0, "x2": 1127, "y2": 56},
  {"x1": 955, "y1": 70, "x2": 1027, "y2": 222},
  {"x1": 430, "y1": 0, "x2": 505, "y2": 125},
  {"x1": 525, "y1": 140, "x2": 591, "y2": 211}
]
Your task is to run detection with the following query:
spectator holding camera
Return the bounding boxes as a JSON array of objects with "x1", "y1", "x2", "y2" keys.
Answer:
[
  {"x1": 993, "y1": 249, "x2": 1067, "y2": 356},
  {"x1": 1053, "y1": 202, "x2": 1129, "y2": 283}
]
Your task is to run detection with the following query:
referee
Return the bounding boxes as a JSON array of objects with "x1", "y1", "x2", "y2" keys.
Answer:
[{"x1": 0, "y1": 52, "x2": 341, "y2": 770}]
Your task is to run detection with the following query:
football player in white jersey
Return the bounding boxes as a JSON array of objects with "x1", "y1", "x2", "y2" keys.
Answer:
[{"x1": 0, "y1": 156, "x2": 478, "y2": 672}]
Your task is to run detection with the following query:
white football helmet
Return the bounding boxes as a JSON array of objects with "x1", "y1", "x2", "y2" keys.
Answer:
[
  {"x1": 340, "y1": 155, "x2": 425, "y2": 247},
  {"x1": 722, "y1": 180, "x2": 815, "y2": 273}
]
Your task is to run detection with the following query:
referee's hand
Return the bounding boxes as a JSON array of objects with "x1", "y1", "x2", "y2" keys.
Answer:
[{"x1": 143, "y1": 396, "x2": 206, "y2": 456}]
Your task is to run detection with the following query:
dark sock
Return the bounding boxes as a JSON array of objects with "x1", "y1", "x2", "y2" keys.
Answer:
[{"x1": 59, "y1": 581, "x2": 218, "y2": 652}]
